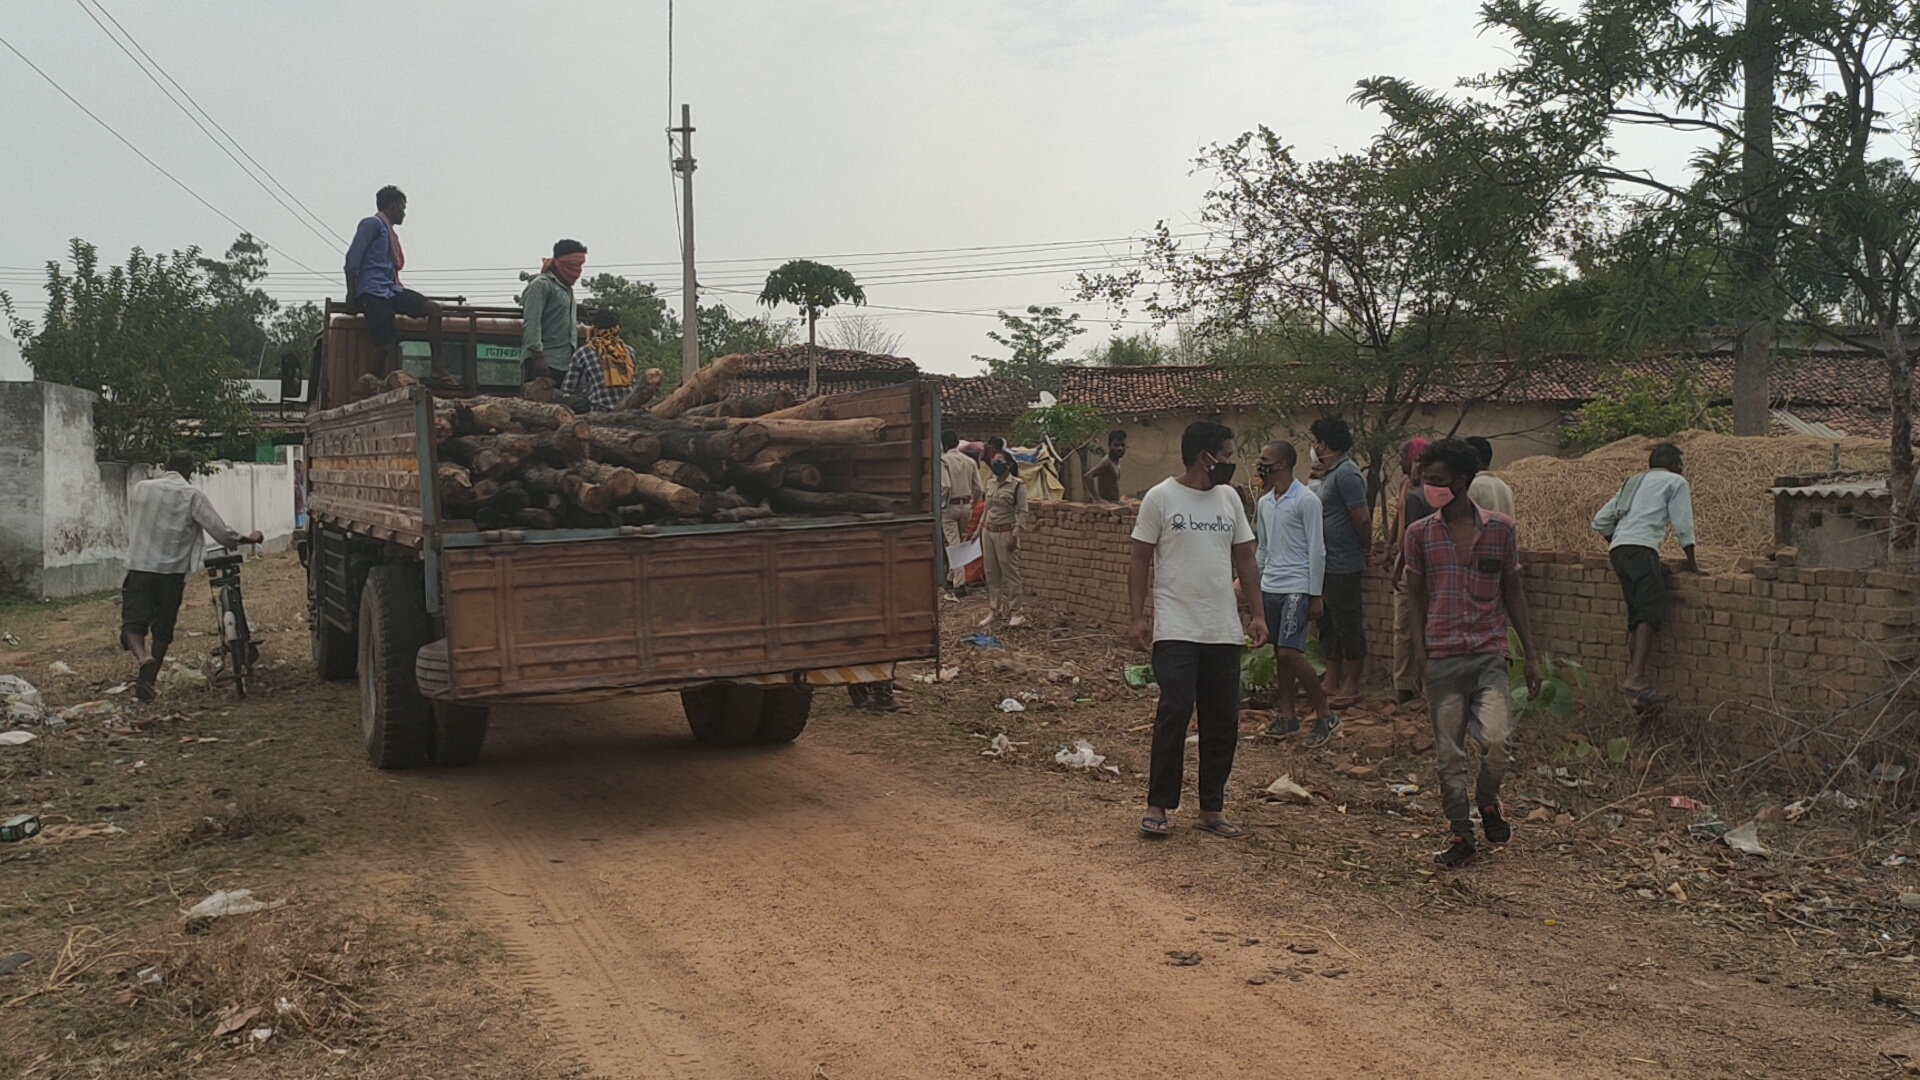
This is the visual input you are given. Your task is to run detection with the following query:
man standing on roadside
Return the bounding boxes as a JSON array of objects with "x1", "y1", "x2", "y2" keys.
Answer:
[
  {"x1": 121, "y1": 451, "x2": 263, "y2": 702},
  {"x1": 939, "y1": 429, "x2": 983, "y2": 595},
  {"x1": 345, "y1": 185, "x2": 449, "y2": 385},
  {"x1": 1466, "y1": 436, "x2": 1517, "y2": 518},
  {"x1": 1253, "y1": 440, "x2": 1338, "y2": 745},
  {"x1": 1085, "y1": 429, "x2": 1128, "y2": 503},
  {"x1": 1131, "y1": 422, "x2": 1267, "y2": 841},
  {"x1": 1404, "y1": 439, "x2": 1541, "y2": 869},
  {"x1": 522, "y1": 239, "x2": 587, "y2": 383},
  {"x1": 1309, "y1": 417, "x2": 1372, "y2": 709},
  {"x1": 1591, "y1": 442, "x2": 1700, "y2": 711}
]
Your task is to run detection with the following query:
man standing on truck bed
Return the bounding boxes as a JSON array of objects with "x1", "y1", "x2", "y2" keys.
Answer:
[
  {"x1": 121, "y1": 451, "x2": 262, "y2": 702},
  {"x1": 522, "y1": 239, "x2": 587, "y2": 382},
  {"x1": 345, "y1": 186, "x2": 450, "y2": 385}
]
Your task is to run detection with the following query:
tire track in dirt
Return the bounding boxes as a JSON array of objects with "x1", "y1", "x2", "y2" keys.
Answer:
[{"x1": 426, "y1": 698, "x2": 1625, "y2": 1080}]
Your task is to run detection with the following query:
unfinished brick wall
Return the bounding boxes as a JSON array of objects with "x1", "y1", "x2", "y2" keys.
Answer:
[{"x1": 1023, "y1": 501, "x2": 1918, "y2": 720}]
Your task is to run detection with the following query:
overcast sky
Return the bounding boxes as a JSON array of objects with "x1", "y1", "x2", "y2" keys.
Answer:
[{"x1": 5, "y1": 0, "x2": 1546, "y2": 375}]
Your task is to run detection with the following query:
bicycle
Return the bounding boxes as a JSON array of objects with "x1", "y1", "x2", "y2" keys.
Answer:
[{"x1": 205, "y1": 547, "x2": 260, "y2": 699}]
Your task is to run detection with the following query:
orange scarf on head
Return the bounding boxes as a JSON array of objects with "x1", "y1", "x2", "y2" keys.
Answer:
[
  {"x1": 587, "y1": 327, "x2": 635, "y2": 388},
  {"x1": 541, "y1": 252, "x2": 586, "y2": 287}
]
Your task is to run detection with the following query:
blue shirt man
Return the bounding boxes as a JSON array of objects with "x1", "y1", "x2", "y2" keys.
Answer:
[
  {"x1": 1252, "y1": 439, "x2": 1338, "y2": 744},
  {"x1": 343, "y1": 185, "x2": 444, "y2": 384}
]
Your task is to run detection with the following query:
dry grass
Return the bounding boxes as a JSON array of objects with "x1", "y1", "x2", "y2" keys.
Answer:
[
  {"x1": 167, "y1": 796, "x2": 307, "y2": 854},
  {"x1": 1502, "y1": 429, "x2": 1888, "y2": 572}
]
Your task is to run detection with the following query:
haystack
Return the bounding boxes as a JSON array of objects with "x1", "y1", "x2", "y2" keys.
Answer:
[{"x1": 1501, "y1": 430, "x2": 1888, "y2": 572}]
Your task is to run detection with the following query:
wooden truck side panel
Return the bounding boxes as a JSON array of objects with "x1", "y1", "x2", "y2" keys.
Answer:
[
  {"x1": 305, "y1": 388, "x2": 427, "y2": 549},
  {"x1": 439, "y1": 523, "x2": 936, "y2": 699}
]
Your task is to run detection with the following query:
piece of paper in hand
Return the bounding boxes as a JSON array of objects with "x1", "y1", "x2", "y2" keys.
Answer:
[{"x1": 945, "y1": 538, "x2": 982, "y2": 569}]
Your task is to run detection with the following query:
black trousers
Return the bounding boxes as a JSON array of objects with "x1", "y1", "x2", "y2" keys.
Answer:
[{"x1": 1147, "y1": 640, "x2": 1242, "y2": 813}]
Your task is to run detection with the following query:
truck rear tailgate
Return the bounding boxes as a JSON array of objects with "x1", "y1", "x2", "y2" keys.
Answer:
[{"x1": 441, "y1": 520, "x2": 936, "y2": 699}]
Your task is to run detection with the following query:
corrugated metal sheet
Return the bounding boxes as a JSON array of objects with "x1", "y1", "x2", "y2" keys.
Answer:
[
  {"x1": 1769, "y1": 481, "x2": 1888, "y2": 498},
  {"x1": 1771, "y1": 408, "x2": 1851, "y2": 439}
]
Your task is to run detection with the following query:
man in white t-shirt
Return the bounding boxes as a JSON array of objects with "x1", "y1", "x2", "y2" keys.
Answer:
[{"x1": 1129, "y1": 421, "x2": 1268, "y2": 841}]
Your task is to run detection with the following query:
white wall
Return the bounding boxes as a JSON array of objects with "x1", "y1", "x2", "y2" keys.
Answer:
[
  {"x1": 39, "y1": 384, "x2": 127, "y2": 596},
  {"x1": 0, "y1": 338, "x2": 28, "y2": 382}
]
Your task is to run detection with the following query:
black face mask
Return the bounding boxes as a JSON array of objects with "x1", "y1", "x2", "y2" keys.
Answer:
[
  {"x1": 1204, "y1": 455, "x2": 1237, "y2": 487},
  {"x1": 1254, "y1": 462, "x2": 1275, "y2": 482}
]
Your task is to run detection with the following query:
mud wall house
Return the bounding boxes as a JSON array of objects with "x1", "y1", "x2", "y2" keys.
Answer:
[
  {"x1": 0, "y1": 379, "x2": 300, "y2": 599},
  {"x1": 718, "y1": 345, "x2": 922, "y2": 405}
]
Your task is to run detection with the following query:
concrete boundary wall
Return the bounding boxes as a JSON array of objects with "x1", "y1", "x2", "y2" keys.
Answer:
[{"x1": 1021, "y1": 500, "x2": 1918, "y2": 726}]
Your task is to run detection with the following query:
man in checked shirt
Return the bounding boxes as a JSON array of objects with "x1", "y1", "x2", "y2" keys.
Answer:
[{"x1": 1403, "y1": 439, "x2": 1542, "y2": 870}]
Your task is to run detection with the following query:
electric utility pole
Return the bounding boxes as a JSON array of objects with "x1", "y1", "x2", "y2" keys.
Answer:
[{"x1": 671, "y1": 104, "x2": 698, "y2": 385}]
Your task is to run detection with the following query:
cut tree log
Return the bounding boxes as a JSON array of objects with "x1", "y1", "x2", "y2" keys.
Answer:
[
  {"x1": 570, "y1": 461, "x2": 641, "y2": 502},
  {"x1": 613, "y1": 503, "x2": 663, "y2": 526},
  {"x1": 561, "y1": 474, "x2": 615, "y2": 515},
  {"x1": 517, "y1": 463, "x2": 571, "y2": 502},
  {"x1": 768, "y1": 489, "x2": 897, "y2": 515},
  {"x1": 650, "y1": 460, "x2": 712, "y2": 490},
  {"x1": 441, "y1": 434, "x2": 532, "y2": 480},
  {"x1": 521, "y1": 378, "x2": 556, "y2": 403},
  {"x1": 650, "y1": 424, "x2": 767, "y2": 464},
  {"x1": 739, "y1": 417, "x2": 885, "y2": 446},
  {"x1": 526, "y1": 425, "x2": 589, "y2": 466},
  {"x1": 699, "y1": 489, "x2": 751, "y2": 515},
  {"x1": 613, "y1": 368, "x2": 666, "y2": 412},
  {"x1": 759, "y1": 396, "x2": 839, "y2": 421},
  {"x1": 435, "y1": 398, "x2": 513, "y2": 442},
  {"x1": 435, "y1": 463, "x2": 473, "y2": 498},
  {"x1": 711, "y1": 505, "x2": 775, "y2": 524},
  {"x1": 628, "y1": 472, "x2": 702, "y2": 515},
  {"x1": 649, "y1": 353, "x2": 744, "y2": 419},
  {"x1": 472, "y1": 395, "x2": 576, "y2": 431},
  {"x1": 685, "y1": 389, "x2": 796, "y2": 419},
  {"x1": 582, "y1": 425, "x2": 662, "y2": 470},
  {"x1": 512, "y1": 508, "x2": 559, "y2": 529},
  {"x1": 782, "y1": 462, "x2": 823, "y2": 490}
]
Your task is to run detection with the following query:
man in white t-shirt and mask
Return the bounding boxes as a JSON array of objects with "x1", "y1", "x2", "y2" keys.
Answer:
[{"x1": 1129, "y1": 421, "x2": 1268, "y2": 840}]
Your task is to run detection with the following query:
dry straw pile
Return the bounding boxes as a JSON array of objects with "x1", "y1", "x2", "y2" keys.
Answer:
[{"x1": 1501, "y1": 430, "x2": 1888, "y2": 572}]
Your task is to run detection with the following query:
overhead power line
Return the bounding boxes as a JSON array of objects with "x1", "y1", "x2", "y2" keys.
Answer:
[
  {"x1": 75, "y1": 0, "x2": 346, "y2": 255},
  {"x1": 0, "y1": 30, "x2": 328, "y2": 277}
]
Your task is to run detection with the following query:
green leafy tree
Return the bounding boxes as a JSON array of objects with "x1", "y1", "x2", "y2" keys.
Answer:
[
  {"x1": 267, "y1": 301, "x2": 324, "y2": 358},
  {"x1": 3, "y1": 239, "x2": 259, "y2": 462},
  {"x1": 1012, "y1": 401, "x2": 1109, "y2": 496},
  {"x1": 1560, "y1": 367, "x2": 1729, "y2": 452},
  {"x1": 584, "y1": 273, "x2": 681, "y2": 383},
  {"x1": 1083, "y1": 331, "x2": 1172, "y2": 367},
  {"x1": 697, "y1": 303, "x2": 798, "y2": 360},
  {"x1": 199, "y1": 233, "x2": 280, "y2": 376},
  {"x1": 974, "y1": 305, "x2": 1086, "y2": 392},
  {"x1": 758, "y1": 259, "x2": 866, "y2": 395}
]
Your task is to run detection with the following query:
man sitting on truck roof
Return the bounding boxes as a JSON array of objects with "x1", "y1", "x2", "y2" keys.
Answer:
[
  {"x1": 522, "y1": 239, "x2": 587, "y2": 383},
  {"x1": 561, "y1": 307, "x2": 635, "y2": 412},
  {"x1": 344, "y1": 185, "x2": 449, "y2": 386}
]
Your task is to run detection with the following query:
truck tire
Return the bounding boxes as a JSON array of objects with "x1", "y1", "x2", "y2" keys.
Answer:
[
  {"x1": 358, "y1": 565, "x2": 434, "y2": 769},
  {"x1": 309, "y1": 529, "x2": 356, "y2": 681},
  {"x1": 680, "y1": 685, "x2": 763, "y2": 747},
  {"x1": 754, "y1": 686, "x2": 813, "y2": 744},
  {"x1": 431, "y1": 702, "x2": 490, "y2": 767}
]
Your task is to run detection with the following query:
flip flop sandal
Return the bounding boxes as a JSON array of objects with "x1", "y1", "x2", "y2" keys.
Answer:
[
  {"x1": 1139, "y1": 815, "x2": 1172, "y2": 838},
  {"x1": 1193, "y1": 819, "x2": 1247, "y2": 840}
]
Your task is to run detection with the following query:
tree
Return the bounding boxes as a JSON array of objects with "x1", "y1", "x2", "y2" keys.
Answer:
[
  {"x1": 973, "y1": 305, "x2": 1086, "y2": 392},
  {"x1": 1081, "y1": 102, "x2": 1591, "y2": 500},
  {"x1": 1083, "y1": 331, "x2": 1173, "y2": 367},
  {"x1": 267, "y1": 301, "x2": 323, "y2": 359},
  {"x1": 2, "y1": 239, "x2": 259, "y2": 462},
  {"x1": 1560, "y1": 366, "x2": 1729, "y2": 452},
  {"x1": 821, "y1": 312, "x2": 904, "y2": 356},
  {"x1": 697, "y1": 303, "x2": 797, "y2": 361},
  {"x1": 200, "y1": 233, "x2": 280, "y2": 376},
  {"x1": 758, "y1": 260, "x2": 866, "y2": 396}
]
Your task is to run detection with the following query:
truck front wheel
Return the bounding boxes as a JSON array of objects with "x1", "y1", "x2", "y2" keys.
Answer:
[{"x1": 358, "y1": 565, "x2": 434, "y2": 769}]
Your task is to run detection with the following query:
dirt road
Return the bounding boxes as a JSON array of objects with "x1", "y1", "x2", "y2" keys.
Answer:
[{"x1": 426, "y1": 697, "x2": 1733, "y2": 1080}]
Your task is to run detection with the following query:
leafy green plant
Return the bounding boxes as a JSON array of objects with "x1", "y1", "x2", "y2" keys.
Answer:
[
  {"x1": 1507, "y1": 628, "x2": 1587, "y2": 719},
  {"x1": 1559, "y1": 367, "x2": 1727, "y2": 453},
  {"x1": 1122, "y1": 638, "x2": 1306, "y2": 703}
]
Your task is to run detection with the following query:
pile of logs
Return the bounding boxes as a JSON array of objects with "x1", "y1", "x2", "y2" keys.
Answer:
[{"x1": 423, "y1": 355, "x2": 899, "y2": 531}]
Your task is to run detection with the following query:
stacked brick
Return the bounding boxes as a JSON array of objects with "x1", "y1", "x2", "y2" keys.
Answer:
[{"x1": 1023, "y1": 501, "x2": 1918, "y2": 730}]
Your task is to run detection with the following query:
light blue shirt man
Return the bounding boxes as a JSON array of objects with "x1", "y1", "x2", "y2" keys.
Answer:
[
  {"x1": 1256, "y1": 478, "x2": 1325, "y2": 597},
  {"x1": 1592, "y1": 468, "x2": 1697, "y2": 551}
]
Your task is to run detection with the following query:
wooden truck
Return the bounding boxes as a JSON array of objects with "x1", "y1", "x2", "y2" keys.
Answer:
[{"x1": 302, "y1": 302, "x2": 939, "y2": 768}]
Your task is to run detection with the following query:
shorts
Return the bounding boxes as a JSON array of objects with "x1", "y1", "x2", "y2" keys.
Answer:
[
  {"x1": 121, "y1": 570, "x2": 187, "y2": 646},
  {"x1": 1318, "y1": 571, "x2": 1367, "y2": 660},
  {"x1": 1262, "y1": 591, "x2": 1312, "y2": 653},
  {"x1": 1610, "y1": 544, "x2": 1668, "y2": 631},
  {"x1": 358, "y1": 288, "x2": 432, "y2": 348}
]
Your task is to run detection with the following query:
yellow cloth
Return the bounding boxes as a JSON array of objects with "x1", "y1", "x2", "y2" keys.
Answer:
[{"x1": 587, "y1": 327, "x2": 635, "y2": 389}]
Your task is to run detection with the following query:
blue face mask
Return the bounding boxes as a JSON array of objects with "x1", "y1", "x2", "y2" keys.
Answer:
[{"x1": 990, "y1": 461, "x2": 1010, "y2": 477}]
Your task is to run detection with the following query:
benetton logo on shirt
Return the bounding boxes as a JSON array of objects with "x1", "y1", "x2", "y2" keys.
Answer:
[{"x1": 1169, "y1": 513, "x2": 1234, "y2": 533}]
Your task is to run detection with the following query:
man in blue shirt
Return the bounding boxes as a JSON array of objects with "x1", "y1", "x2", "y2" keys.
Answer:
[
  {"x1": 1254, "y1": 440, "x2": 1338, "y2": 744},
  {"x1": 344, "y1": 185, "x2": 447, "y2": 385}
]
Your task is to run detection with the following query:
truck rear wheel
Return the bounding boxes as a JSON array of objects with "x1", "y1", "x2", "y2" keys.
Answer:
[
  {"x1": 359, "y1": 565, "x2": 434, "y2": 769},
  {"x1": 309, "y1": 527, "x2": 356, "y2": 681},
  {"x1": 431, "y1": 702, "x2": 490, "y2": 766},
  {"x1": 754, "y1": 686, "x2": 813, "y2": 744}
]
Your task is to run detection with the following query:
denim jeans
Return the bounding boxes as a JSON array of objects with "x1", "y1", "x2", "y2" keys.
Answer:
[{"x1": 1425, "y1": 654, "x2": 1514, "y2": 837}]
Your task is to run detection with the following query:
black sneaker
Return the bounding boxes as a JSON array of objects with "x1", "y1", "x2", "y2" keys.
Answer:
[
  {"x1": 134, "y1": 659, "x2": 160, "y2": 703},
  {"x1": 1303, "y1": 713, "x2": 1342, "y2": 748},
  {"x1": 1480, "y1": 802, "x2": 1512, "y2": 845},
  {"x1": 1263, "y1": 716, "x2": 1301, "y2": 739},
  {"x1": 1434, "y1": 834, "x2": 1478, "y2": 870}
]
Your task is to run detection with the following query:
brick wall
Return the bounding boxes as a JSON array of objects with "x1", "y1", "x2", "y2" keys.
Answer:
[{"x1": 1023, "y1": 500, "x2": 1919, "y2": 722}]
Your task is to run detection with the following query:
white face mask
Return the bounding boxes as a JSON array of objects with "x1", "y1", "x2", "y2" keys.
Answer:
[{"x1": 1307, "y1": 447, "x2": 1320, "y2": 467}]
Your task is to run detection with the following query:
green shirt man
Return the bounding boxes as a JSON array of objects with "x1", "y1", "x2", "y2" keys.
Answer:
[{"x1": 522, "y1": 239, "x2": 585, "y2": 379}]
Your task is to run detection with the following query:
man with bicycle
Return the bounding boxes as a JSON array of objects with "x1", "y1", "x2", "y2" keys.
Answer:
[{"x1": 122, "y1": 451, "x2": 261, "y2": 701}]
